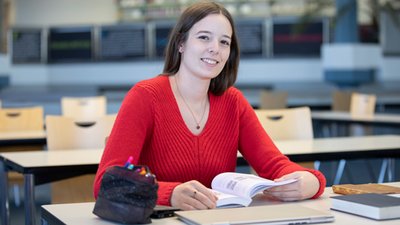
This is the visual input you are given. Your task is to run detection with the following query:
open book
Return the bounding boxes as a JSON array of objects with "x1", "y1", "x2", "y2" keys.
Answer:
[{"x1": 210, "y1": 172, "x2": 297, "y2": 208}]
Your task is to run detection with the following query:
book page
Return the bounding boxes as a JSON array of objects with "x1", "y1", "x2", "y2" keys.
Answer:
[
  {"x1": 211, "y1": 189, "x2": 252, "y2": 207},
  {"x1": 211, "y1": 172, "x2": 297, "y2": 198}
]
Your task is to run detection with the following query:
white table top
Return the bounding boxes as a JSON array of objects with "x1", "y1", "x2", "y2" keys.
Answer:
[
  {"x1": 41, "y1": 183, "x2": 400, "y2": 225},
  {"x1": 0, "y1": 130, "x2": 46, "y2": 141},
  {"x1": 1, "y1": 135, "x2": 399, "y2": 170},
  {"x1": 0, "y1": 149, "x2": 102, "y2": 169},
  {"x1": 312, "y1": 111, "x2": 400, "y2": 124},
  {"x1": 237, "y1": 135, "x2": 400, "y2": 161},
  {"x1": 275, "y1": 135, "x2": 400, "y2": 155}
]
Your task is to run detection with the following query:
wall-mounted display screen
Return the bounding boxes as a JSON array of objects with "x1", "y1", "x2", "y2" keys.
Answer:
[
  {"x1": 272, "y1": 19, "x2": 325, "y2": 57},
  {"x1": 381, "y1": 11, "x2": 400, "y2": 56},
  {"x1": 11, "y1": 28, "x2": 42, "y2": 64},
  {"x1": 359, "y1": 25, "x2": 379, "y2": 43},
  {"x1": 235, "y1": 20, "x2": 264, "y2": 57},
  {"x1": 47, "y1": 26, "x2": 93, "y2": 63},
  {"x1": 99, "y1": 24, "x2": 146, "y2": 60},
  {"x1": 154, "y1": 23, "x2": 174, "y2": 58}
]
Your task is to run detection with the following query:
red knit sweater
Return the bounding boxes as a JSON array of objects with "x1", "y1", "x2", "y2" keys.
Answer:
[{"x1": 94, "y1": 75, "x2": 326, "y2": 205}]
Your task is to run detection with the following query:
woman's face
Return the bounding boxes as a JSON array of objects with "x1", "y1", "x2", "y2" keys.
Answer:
[{"x1": 179, "y1": 13, "x2": 232, "y2": 80}]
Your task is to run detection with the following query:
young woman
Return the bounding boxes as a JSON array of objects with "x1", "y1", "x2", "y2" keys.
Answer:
[{"x1": 94, "y1": 1, "x2": 326, "y2": 211}]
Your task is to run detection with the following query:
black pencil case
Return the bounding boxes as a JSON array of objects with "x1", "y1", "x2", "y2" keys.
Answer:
[{"x1": 93, "y1": 165, "x2": 158, "y2": 224}]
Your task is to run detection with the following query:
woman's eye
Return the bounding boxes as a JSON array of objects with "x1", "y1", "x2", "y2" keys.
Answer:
[
  {"x1": 198, "y1": 35, "x2": 210, "y2": 40},
  {"x1": 221, "y1": 40, "x2": 230, "y2": 46}
]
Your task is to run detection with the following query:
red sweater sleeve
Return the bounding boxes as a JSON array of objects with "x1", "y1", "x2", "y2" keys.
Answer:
[
  {"x1": 93, "y1": 84, "x2": 183, "y2": 203},
  {"x1": 236, "y1": 91, "x2": 326, "y2": 198}
]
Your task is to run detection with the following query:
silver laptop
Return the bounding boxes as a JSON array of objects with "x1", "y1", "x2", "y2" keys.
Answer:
[{"x1": 175, "y1": 204, "x2": 334, "y2": 225}]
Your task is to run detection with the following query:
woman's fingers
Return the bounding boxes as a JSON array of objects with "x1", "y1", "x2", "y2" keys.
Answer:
[{"x1": 171, "y1": 180, "x2": 217, "y2": 210}]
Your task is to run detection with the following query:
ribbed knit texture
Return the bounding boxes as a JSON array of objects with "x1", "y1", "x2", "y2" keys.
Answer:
[{"x1": 94, "y1": 75, "x2": 326, "y2": 205}]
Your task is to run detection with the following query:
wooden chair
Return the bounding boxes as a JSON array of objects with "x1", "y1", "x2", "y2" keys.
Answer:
[
  {"x1": 332, "y1": 90, "x2": 352, "y2": 112},
  {"x1": 0, "y1": 106, "x2": 44, "y2": 206},
  {"x1": 45, "y1": 114, "x2": 116, "y2": 203},
  {"x1": 350, "y1": 92, "x2": 376, "y2": 119},
  {"x1": 255, "y1": 107, "x2": 313, "y2": 141},
  {"x1": 0, "y1": 106, "x2": 44, "y2": 132},
  {"x1": 327, "y1": 91, "x2": 376, "y2": 136},
  {"x1": 61, "y1": 96, "x2": 107, "y2": 122},
  {"x1": 323, "y1": 90, "x2": 354, "y2": 137},
  {"x1": 254, "y1": 107, "x2": 316, "y2": 171},
  {"x1": 259, "y1": 90, "x2": 288, "y2": 109}
]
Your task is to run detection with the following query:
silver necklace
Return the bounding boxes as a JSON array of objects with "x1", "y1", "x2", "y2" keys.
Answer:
[{"x1": 174, "y1": 76, "x2": 207, "y2": 130}]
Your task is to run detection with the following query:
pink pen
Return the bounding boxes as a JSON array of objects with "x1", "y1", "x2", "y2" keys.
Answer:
[{"x1": 124, "y1": 156, "x2": 133, "y2": 168}]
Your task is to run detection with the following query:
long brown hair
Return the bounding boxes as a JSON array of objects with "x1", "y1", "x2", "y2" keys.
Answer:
[{"x1": 163, "y1": 1, "x2": 240, "y2": 96}]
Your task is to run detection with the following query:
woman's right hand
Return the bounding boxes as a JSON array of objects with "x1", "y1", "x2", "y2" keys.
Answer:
[{"x1": 170, "y1": 180, "x2": 217, "y2": 210}]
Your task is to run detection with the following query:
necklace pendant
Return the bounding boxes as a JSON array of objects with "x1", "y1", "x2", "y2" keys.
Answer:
[{"x1": 196, "y1": 125, "x2": 200, "y2": 129}]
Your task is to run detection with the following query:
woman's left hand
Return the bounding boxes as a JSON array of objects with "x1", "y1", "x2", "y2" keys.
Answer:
[{"x1": 262, "y1": 171, "x2": 319, "y2": 201}]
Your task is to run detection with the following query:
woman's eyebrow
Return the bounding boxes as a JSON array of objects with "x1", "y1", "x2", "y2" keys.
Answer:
[{"x1": 196, "y1": 30, "x2": 231, "y2": 39}]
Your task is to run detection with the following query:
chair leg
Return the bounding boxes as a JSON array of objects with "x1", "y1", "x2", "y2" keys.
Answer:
[
  {"x1": 333, "y1": 159, "x2": 346, "y2": 185},
  {"x1": 13, "y1": 184, "x2": 21, "y2": 207},
  {"x1": 387, "y1": 158, "x2": 395, "y2": 182},
  {"x1": 321, "y1": 124, "x2": 330, "y2": 137},
  {"x1": 314, "y1": 161, "x2": 321, "y2": 171},
  {"x1": 378, "y1": 159, "x2": 388, "y2": 183}
]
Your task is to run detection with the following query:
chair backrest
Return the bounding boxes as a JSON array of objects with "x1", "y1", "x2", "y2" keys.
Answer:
[
  {"x1": 0, "y1": 106, "x2": 44, "y2": 132},
  {"x1": 350, "y1": 93, "x2": 376, "y2": 118},
  {"x1": 332, "y1": 91, "x2": 353, "y2": 112},
  {"x1": 259, "y1": 90, "x2": 288, "y2": 109},
  {"x1": 45, "y1": 114, "x2": 116, "y2": 150},
  {"x1": 61, "y1": 96, "x2": 107, "y2": 122},
  {"x1": 254, "y1": 107, "x2": 313, "y2": 141}
]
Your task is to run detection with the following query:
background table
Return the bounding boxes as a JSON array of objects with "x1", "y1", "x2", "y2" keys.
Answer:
[
  {"x1": 0, "y1": 149, "x2": 102, "y2": 225},
  {"x1": 275, "y1": 135, "x2": 400, "y2": 161},
  {"x1": 237, "y1": 135, "x2": 400, "y2": 185},
  {"x1": 312, "y1": 111, "x2": 400, "y2": 127},
  {"x1": 237, "y1": 135, "x2": 400, "y2": 163},
  {"x1": 0, "y1": 130, "x2": 46, "y2": 149}
]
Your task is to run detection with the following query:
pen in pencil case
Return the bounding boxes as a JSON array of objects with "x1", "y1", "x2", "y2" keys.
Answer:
[
  {"x1": 124, "y1": 156, "x2": 133, "y2": 168},
  {"x1": 136, "y1": 167, "x2": 147, "y2": 175},
  {"x1": 131, "y1": 165, "x2": 156, "y2": 179}
]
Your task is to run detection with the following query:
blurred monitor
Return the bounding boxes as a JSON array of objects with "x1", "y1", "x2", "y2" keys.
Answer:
[
  {"x1": 381, "y1": 10, "x2": 400, "y2": 56},
  {"x1": 11, "y1": 28, "x2": 43, "y2": 64},
  {"x1": 359, "y1": 24, "x2": 379, "y2": 43},
  {"x1": 154, "y1": 22, "x2": 175, "y2": 58},
  {"x1": 99, "y1": 24, "x2": 147, "y2": 60},
  {"x1": 235, "y1": 19, "x2": 265, "y2": 57},
  {"x1": 272, "y1": 18, "x2": 327, "y2": 57},
  {"x1": 47, "y1": 26, "x2": 93, "y2": 63}
]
